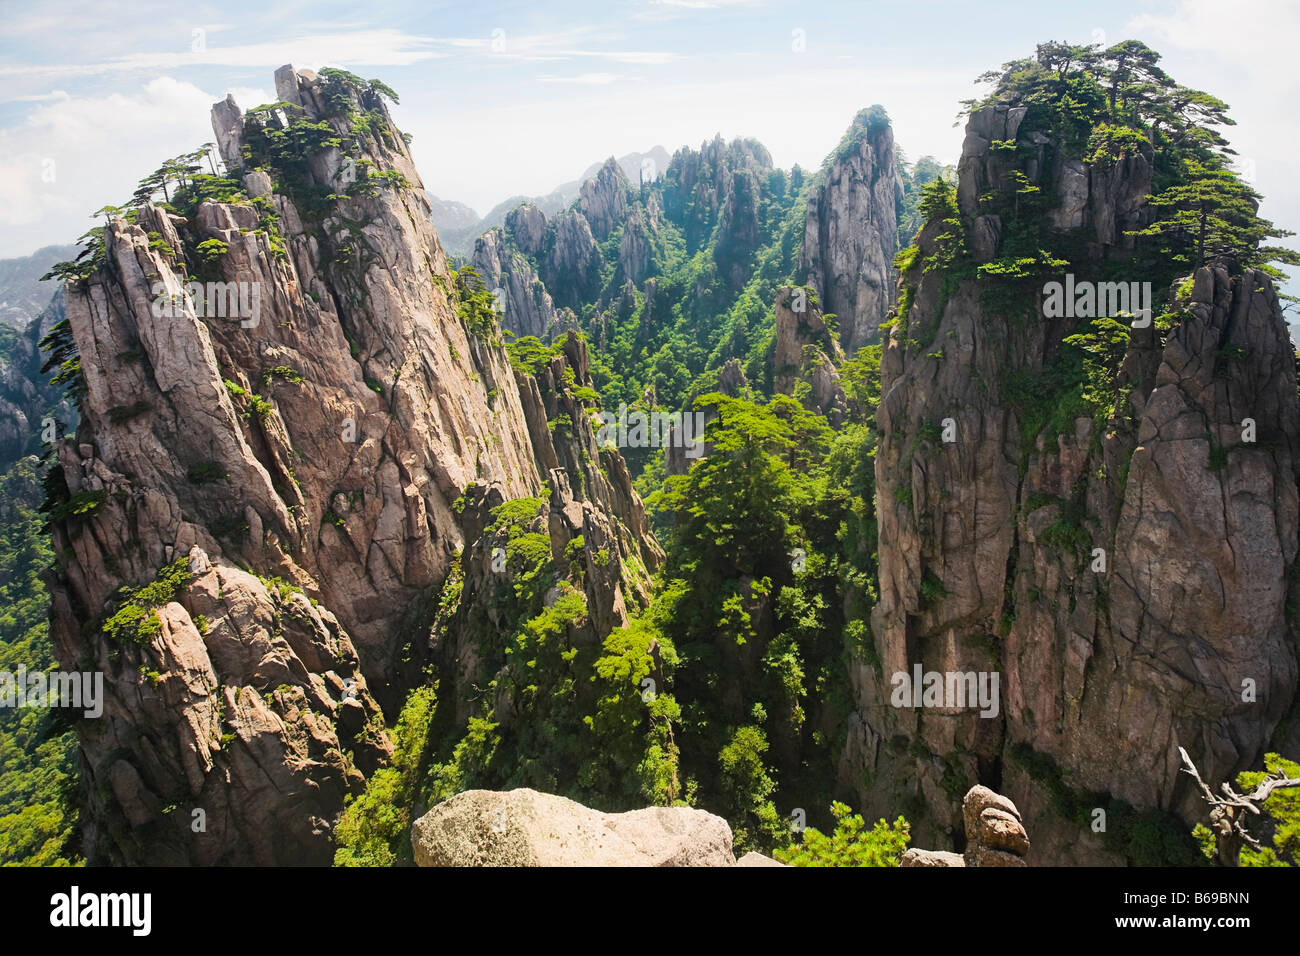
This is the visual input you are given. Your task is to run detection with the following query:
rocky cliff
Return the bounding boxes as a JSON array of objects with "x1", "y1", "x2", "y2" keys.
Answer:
[
  {"x1": 799, "y1": 107, "x2": 902, "y2": 352},
  {"x1": 846, "y1": 99, "x2": 1300, "y2": 864},
  {"x1": 34, "y1": 47, "x2": 1287, "y2": 869},
  {"x1": 771, "y1": 285, "x2": 848, "y2": 426},
  {"x1": 44, "y1": 65, "x2": 660, "y2": 865},
  {"x1": 578, "y1": 158, "x2": 633, "y2": 242},
  {"x1": 436, "y1": 147, "x2": 672, "y2": 259},
  {"x1": 470, "y1": 225, "x2": 560, "y2": 340},
  {"x1": 434, "y1": 331, "x2": 663, "y2": 728}
]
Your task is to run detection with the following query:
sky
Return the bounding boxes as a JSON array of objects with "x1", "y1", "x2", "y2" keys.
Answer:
[{"x1": 1, "y1": 0, "x2": 1297, "y2": 274}]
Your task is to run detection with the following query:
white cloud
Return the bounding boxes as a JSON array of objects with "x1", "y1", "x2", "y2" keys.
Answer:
[
  {"x1": 437, "y1": 25, "x2": 678, "y2": 64},
  {"x1": 594, "y1": 51, "x2": 680, "y2": 64},
  {"x1": 1123, "y1": 0, "x2": 1300, "y2": 268},
  {"x1": 492, "y1": 50, "x2": 680, "y2": 65},
  {"x1": 406, "y1": 61, "x2": 969, "y2": 215},
  {"x1": 0, "y1": 91, "x2": 74, "y2": 105},
  {"x1": 539, "y1": 73, "x2": 626, "y2": 85},
  {"x1": 0, "y1": 30, "x2": 444, "y2": 78},
  {"x1": 655, "y1": 0, "x2": 761, "y2": 6},
  {"x1": 0, "y1": 77, "x2": 270, "y2": 256},
  {"x1": 635, "y1": 0, "x2": 762, "y2": 16},
  {"x1": 1126, "y1": 0, "x2": 1300, "y2": 73}
]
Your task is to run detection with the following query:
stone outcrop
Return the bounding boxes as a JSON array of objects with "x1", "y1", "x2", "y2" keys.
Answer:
[
  {"x1": 471, "y1": 226, "x2": 558, "y2": 339},
  {"x1": 899, "y1": 848, "x2": 966, "y2": 867},
  {"x1": 713, "y1": 167, "x2": 763, "y2": 290},
  {"x1": 210, "y1": 94, "x2": 244, "y2": 169},
  {"x1": 541, "y1": 210, "x2": 603, "y2": 311},
  {"x1": 466, "y1": 160, "x2": 655, "y2": 329},
  {"x1": 412, "y1": 788, "x2": 780, "y2": 866},
  {"x1": 772, "y1": 285, "x2": 848, "y2": 426},
  {"x1": 957, "y1": 104, "x2": 1152, "y2": 256},
  {"x1": 617, "y1": 207, "x2": 653, "y2": 287},
  {"x1": 799, "y1": 107, "x2": 902, "y2": 352},
  {"x1": 454, "y1": 135, "x2": 779, "y2": 354},
  {"x1": 506, "y1": 203, "x2": 547, "y2": 258},
  {"x1": 67, "y1": 547, "x2": 390, "y2": 865},
  {"x1": 578, "y1": 158, "x2": 632, "y2": 241},
  {"x1": 664, "y1": 135, "x2": 772, "y2": 255},
  {"x1": 845, "y1": 99, "x2": 1300, "y2": 864},
  {"x1": 901, "y1": 785, "x2": 1031, "y2": 867},
  {"x1": 46, "y1": 66, "x2": 660, "y2": 865}
]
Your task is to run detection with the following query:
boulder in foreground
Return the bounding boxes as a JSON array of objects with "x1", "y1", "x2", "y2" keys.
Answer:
[
  {"x1": 900, "y1": 785, "x2": 1031, "y2": 867},
  {"x1": 412, "y1": 788, "x2": 750, "y2": 867}
]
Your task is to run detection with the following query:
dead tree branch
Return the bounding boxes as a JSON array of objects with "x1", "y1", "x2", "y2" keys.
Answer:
[{"x1": 1178, "y1": 746, "x2": 1300, "y2": 866}]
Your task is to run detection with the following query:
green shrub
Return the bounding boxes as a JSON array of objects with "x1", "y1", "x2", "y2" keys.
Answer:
[
  {"x1": 261, "y1": 365, "x2": 305, "y2": 386},
  {"x1": 195, "y1": 238, "x2": 230, "y2": 262},
  {"x1": 1195, "y1": 753, "x2": 1300, "y2": 867},
  {"x1": 489, "y1": 497, "x2": 546, "y2": 536},
  {"x1": 506, "y1": 336, "x2": 562, "y2": 376},
  {"x1": 224, "y1": 379, "x2": 274, "y2": 421},
  {"x1": 452, "y1": 267, "x2": 499, "y2": 340},
  {"x1": 334, "y1": 687, "x2": 436, "y2": 867},
  {"x1": 919, "y1": 570, "x2": 947, "y2": 606},
  {"x1": 49, "y1": 489, "x2": 107, "y2": 522},
  {"x1": 1085, "y1": 122, "x2": 1148, "y2": 166},
  {"x1": 776, "y1": 803, "x2": 910, "y2": 866},
  {"x1": 103, "y1": 558, "x2": 193, "y2": 645}
]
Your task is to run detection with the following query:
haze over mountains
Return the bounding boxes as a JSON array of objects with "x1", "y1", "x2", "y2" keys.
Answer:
[
  {"x1": 0, "y1": 245, "x2": 79, "y2": 329},
  {"x1": 428, "y1": 147, "x2": 673, "y2": 256}
]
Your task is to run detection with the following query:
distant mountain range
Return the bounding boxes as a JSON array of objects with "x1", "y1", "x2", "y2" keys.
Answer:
[
  {"x1": 427, "y1": 146, "x2": 672, "y2": 257},
  {"x1": 0, "y1": 244, "x2": 78, "y2": 328}
]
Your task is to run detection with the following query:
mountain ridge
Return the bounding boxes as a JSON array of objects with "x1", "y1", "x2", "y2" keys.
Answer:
[{"x1": 429, "y1": 146, "x2": 673, "y2": 257}]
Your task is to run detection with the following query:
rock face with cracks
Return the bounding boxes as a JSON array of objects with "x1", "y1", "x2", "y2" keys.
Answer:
[
  {"x1": 798, "y1": 107, "x2": 902, "y2": 353},
  {"x1": 471, "y1": 226, "x2": 559, "y2": 340},
  {"x1": 772, "y1": 284, "x2": 848, "y2": 426},
  {"x1": 45, "y1": 65, "x2": 660, "y2": 865},
  {"x1": 845, "y1": 100, "x2": 1300, "y2": 864}
]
